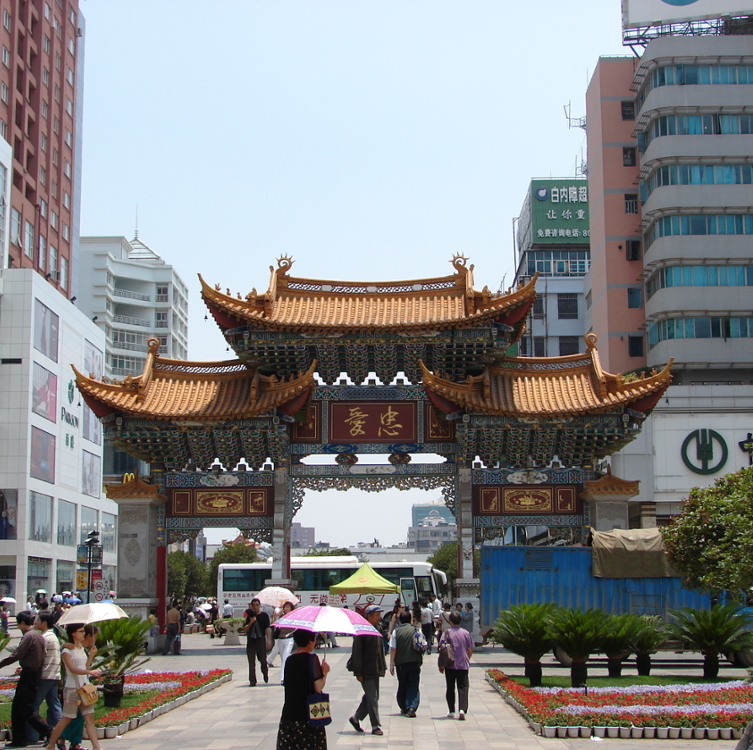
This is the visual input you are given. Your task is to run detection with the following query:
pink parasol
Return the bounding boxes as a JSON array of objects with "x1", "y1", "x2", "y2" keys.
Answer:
[{"x1": 274, "y1": 604, "x2": 380, "y2": 636}]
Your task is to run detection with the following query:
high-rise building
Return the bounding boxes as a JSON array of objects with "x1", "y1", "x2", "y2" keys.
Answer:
[
  {"x1": 514, "y1": 178, "x2": 590, "y2": 358},
  {"x1": 0, "y1": 1, "x2": 84, "y2": 300},
  {"x1": 585, "y1": 27, "x2": 753, "y2": 524},
  {"x1": 77, "y1": 235, "x2": 189, "y2": 480}
]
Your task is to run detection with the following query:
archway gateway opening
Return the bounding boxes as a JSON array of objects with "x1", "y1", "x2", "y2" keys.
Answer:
[{"x1": 78, "y1": 256, "x2": 671, "y2": 623}]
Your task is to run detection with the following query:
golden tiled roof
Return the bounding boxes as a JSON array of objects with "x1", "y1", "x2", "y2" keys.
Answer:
[
  {"x1": 200, "y1": 255, "x2": 537, "y2": 332},
  {"x1": 582, "y1": 473, "x2": 640, "y2": 499},
  {"x1": 421, "y1": 333, "x2": 672, "y2": 418},
  {"x1": 104, "y1": 474, "x2": 167, "y2": 501},
  {"x1": 74, "y1": 338, "x2": 316, "y2": 422}
]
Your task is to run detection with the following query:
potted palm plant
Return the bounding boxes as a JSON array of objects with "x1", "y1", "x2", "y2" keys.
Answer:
[
  {"x1": 546, "y1": 607, "x2": 608, "y2": 687},
  {"x1": 600, "y1": 613, "x2": 642, "y2": 677},
  {"x1": 491, "y1": 603, "x2": 557, "y2": 687},
  {"x1": 667, "y1": 604, "x2": 753, "y2": 679},
  {"x1": 629, "y1": 614, "x2": 669, "y2": 676},
  {"x1": 91, "y1": 616, "x2": 152, "y2": 707}
]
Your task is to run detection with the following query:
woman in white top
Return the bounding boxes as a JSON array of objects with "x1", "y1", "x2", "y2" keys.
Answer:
[{"x1": 44, "y1": 623, "x2": 103, "y2": 750}]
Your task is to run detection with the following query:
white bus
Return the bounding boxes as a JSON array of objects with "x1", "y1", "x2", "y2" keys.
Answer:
[{"x1": 218, "y1": 556, "x2": 447, "y2": 615}]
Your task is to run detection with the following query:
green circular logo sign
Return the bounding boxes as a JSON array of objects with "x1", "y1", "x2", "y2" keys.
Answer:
[{"x1": 681, "y1": 429, "x2": 728, "y2": 475}]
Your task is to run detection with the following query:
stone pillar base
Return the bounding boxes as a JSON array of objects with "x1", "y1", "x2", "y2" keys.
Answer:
[
  {"x1": 118, "y1": 597, "x2": 159, "y2": 621},
  {"x1": 455, "y1": 577, "x2": 480, "y2": 599}
]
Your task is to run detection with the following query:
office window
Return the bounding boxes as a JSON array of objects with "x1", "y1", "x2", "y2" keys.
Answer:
[
  {"x1": 42, "y1": 68, "x2": 49, "y2": 86},
  {"x1": 39, "y1": 166, "x2": 46, "y2": 185},
  {"x1": 59, "y1": 256, "x2": 68, "y2": 291},
  {"x1": 0, "y1": 83, "x2": 7, "y2": 103},
  {"x1": 41, "y1": 99, "x2": 48, "y2": 118},
  {"x1": 2, "y1": 9, "x2": 10, "y2": 30},
  {"x1": 67, "y1": 37, "x2": 75, "y2": 55},
  {"x1": 57, "y1": 499, "x2": 76, "y2": 546},
  {"x1": 80, "y1": 506, "x2": 98, "y2": 544},
  {"x1": 628, "y1": 335, "x2": 644, "y2": 357},
  {"x1": 24, "y1": 221, "x2": 34, "y2": 258},
  {"x1": 11, "y1": 208, "x2": 20, "y2": 244},
  {"x1": 43, "y1": 35, "x2": 50, "y2": 53},
  {"x1": 63, "y1": 191, "x2": 70, "y2": 209},
  {"x1": 621, "y1": 101, "x2": 635, "y2": 120},
  {"x1": 2, "y1": 46, "x2": 9, "y2": 67},
  {"x1": 101, "y1": 513, "x2": 116, "y2": 552},
  {"x1": 38, "y1": 236, "x2": 46, "y2": 270},
  {"x1": 50, "y1": 210, "x2": 58, "y2": 229},
  {"x1": 66, "y1": 67, "x2": 74, "y2": 85},
  {"x1": 532, "y1": 296, "x2": 545, "y2": 319},
  {"x1": 29, "y1": 492, "x2": 53, "y2": 542},
  {"x1": 0, "y1": 120, "x2": 6, "y2": 139},
  {"x1": 65, "y1": 99, "x2": 73, "y2": 117},
  {"x1": 533, "y1": 337, "x2": 547, "y2": 357},
  {"x1": 63, "y1": 160, "x2": 71, "y2": 178},
  {"x1": 627, "y1": 288, "x2": 643, "y2": 308},
  {"x1": 62, "y1": 224, "x2": 69, "y2": 241},
  {"x1": 626, "y1": 239, "x2": 641, "y2": 261},
  {"x1": 559, "y1": 336, "x2": 580, "y2": 356},
  {"x1": 40, "y1": 199, "x2": 47, "y2": 218},
  {"x1": 52, "y1": 147, "x2": 58, "y2": 165},
  {"x1": 155, "y1": 311, "x2": 168, "y2": 328},
  {"x1": 49, "y1": 245, "x2": 57, "y2": 277},
  {"x1": 53, "y1": 83, "x2": 60, "y2": 102},
  {"x1": 623, "y1": 147, "x2": 637, "y2": 167},
  {"x1": 40, "y1": 133, "x2": 47, "y2": 152},
  {"x1": 625, "y1": 194, "x2": 639, "y2": 214},
  {"x1": 64, "y1": 129, "x2": 72, "y2": 147},
  {"x1": 557, "y1": 293, "x2": 578, "y2": 320}
]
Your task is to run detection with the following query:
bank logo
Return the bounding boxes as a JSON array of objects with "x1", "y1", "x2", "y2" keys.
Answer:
[
  {"x1": 681, "y1": 429, "x2": 728, "y2": 475},
  {"x1": 661, "y1": 0, "x2": 699, "y2": 5}
]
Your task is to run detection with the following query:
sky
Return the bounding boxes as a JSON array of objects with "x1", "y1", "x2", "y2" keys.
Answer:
[{"x1": 78, "y1": 1, "x2": 628, "y2": 548}]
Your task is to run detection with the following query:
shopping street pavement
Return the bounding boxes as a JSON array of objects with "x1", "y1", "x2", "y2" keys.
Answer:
[{"x1": 32, "y1": 632, "x2": 743, "y2": 750}]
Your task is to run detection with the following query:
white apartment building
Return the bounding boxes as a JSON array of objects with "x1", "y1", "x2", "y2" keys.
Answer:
[
  {"x1": 77, "y1": 236, "x2": 189, "y2": 381},
  {"x1": 0, "y1": 269, "x2": 117, "y2": 606}
]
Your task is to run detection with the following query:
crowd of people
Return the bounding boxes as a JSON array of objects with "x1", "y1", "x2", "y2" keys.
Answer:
[{"x1": 0, "y1": 593, "x2": 475, "y2": 749}]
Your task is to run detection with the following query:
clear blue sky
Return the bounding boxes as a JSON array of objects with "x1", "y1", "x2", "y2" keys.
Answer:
[{"x1": 79, "y1": 1, "x2": 627, "y2": 547}]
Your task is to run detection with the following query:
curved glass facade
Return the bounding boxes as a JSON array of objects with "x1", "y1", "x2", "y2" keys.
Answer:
[
  {"x1": 648, "y1": 316, "x2": 753, "y2": 349},
  {"x1": 646, "y1": 265, "x2": 753, "y2": 298},
  {"x1": 645, "y1": 213, "x2": 753, "y2": 248},
  {"x1": 644, "y1": 114, "x2": 753, "y2": 150},
  {"x1": 636, "y1": 64, "x2": 753, "y2": 108},
  {"x1": 644, "y1": 163, "x2": 753, "y2": 198}
]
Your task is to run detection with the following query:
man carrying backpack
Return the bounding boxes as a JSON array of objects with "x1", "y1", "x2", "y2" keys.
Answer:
[{"x1": 389, "y1": 610, "x2": 424, "y2": 717}]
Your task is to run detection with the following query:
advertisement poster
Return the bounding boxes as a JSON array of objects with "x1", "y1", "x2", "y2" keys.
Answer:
[
  {"x1": 82, "y1": 450, "x2": 101, "y2": 498},
  {"x1": 82, "y1": 340, "x2": 103, "y2": 445},
  {"x1": 30, "y1": 427, "x2": 56, "y2": 483},
  {"x1": 33, "y1": 299, "x2": 59, "y2": 363},
  {"x1": 32, "y1": 363, "x2": 58, "y2": 422}
]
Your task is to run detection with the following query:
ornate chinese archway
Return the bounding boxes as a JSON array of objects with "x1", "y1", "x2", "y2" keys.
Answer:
[{"x1": 77, "y1": 257, "x2": 672, "y2": 619}]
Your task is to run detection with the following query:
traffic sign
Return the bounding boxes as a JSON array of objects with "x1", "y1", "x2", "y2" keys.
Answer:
[
  {"x1": 94, "y1": 591, "x2": 105, "y2": 602},
  {"x1": 93, "y1": 580, "x2": 106, "y2": 593}
]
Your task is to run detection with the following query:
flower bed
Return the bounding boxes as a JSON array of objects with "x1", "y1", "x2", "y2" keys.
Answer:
[
  {"x1": 0, "y1": 669, "x2": 232, "y2": 733},
  {"x1": 486, "y1": 669, "x2": 753, "y2": 739}
]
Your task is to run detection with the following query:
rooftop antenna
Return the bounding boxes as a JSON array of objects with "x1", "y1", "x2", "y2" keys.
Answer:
[{"x1": 564, "y1": 101, "x2": 587, "y2": 132}]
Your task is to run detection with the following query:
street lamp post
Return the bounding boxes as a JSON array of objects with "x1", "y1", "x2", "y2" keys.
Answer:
[{"x1": 84, "y1": 530, "x2": 101, "y2": 604}]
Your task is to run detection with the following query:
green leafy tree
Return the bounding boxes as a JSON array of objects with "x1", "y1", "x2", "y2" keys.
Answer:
[
  {"x1": 167, "y1": 550, "x2": 208, "y2": 600},
  {"x1": 667, "y1": 604, "x2": 753, "y2": 679},
  {"x1": 303, "y1": 547, "x2": 353, "y2": 556},
  {"x1": 629, "y1": 615, "x2": 670, "y2": 676},
  {"x1": 427, "y1": 542, "x2": 480, "y2": 592},
  {"x1": 662, "y1": 466, "x2": 753, "y2": 598},
  {"x1": 207, "y1": 541, "x2": 259, "y2": 597},
  {"x1": 491, "y1": 603, "x2": 557, "y2": 687}
]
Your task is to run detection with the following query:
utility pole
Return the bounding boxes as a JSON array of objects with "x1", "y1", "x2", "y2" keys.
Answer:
[{"x1": 84, "y1": 530, "x2": 101, "y2": 604}]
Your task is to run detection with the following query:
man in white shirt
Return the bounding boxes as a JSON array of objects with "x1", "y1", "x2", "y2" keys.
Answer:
[
  {"x1": 222, "y1": 599, "x2": 234, "y2": 617},
  {"x1": 420, "y1": 600, "x2": 435, "y2": 654},
  {"x1": 31, "y1": 612, "x2": 61, "y2": 739}
]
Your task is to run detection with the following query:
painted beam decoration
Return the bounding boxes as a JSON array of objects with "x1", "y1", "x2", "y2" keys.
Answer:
[
  {"x1": 473, "y1": 485, "x2": 582, "y2": 515},
  {"x1": 166, "y1": 486, "x2": 271, "y2": 518}
]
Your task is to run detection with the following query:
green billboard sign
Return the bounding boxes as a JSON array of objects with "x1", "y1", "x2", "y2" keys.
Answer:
[{"x1": 529, "y1": 179, "x2": 589, "y2": 246}]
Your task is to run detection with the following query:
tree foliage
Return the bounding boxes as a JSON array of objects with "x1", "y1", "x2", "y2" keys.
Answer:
[
  {"x1": 167, "y1": 550, "x2": 208, "y2": 600},
  {"x1": 427, "y1": 541, "x2": 480, "y2": 587},
  {"x1": 207, "y1": 542, "x2": 259, "y2": 597},
  {"x1": 303, "y1": 547, "x2": 353, "y2": 557},
  {"x1": 662, "y1": 467, "x2": 753, "y2": 598}
]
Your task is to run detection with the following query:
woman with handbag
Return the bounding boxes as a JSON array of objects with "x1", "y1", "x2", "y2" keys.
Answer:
[
  {"x1": 437, "y1": 611, "x2": 474, "y2": 720},
  {"x1": 58, "y1": 624, "x2": 99, "y2": 750},
  {"x1": 276, "y1": 629, "x2": 331, "y2": 750},
  {"x1": 44, "y1": 624, "x2": 103, "y2": 750}
]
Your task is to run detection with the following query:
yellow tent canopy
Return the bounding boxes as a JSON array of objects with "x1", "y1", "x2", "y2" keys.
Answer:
[{"x1": 329, "y1": 562, "x2": 400, "y2": 594}]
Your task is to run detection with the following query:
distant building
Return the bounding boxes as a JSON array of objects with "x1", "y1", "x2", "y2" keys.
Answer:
[
  {"x1": 408, "y1": 509, "x2": 457, "y2": 553},
  {"x1": 514, "y1": 178, "x2": 590, "y2": 358},
  {"x1": 290, "y1": 522, "x2": 315, "y2": 548},
  {"x1": 411, "y1": 502, "x2": 454, "y2": 528}
]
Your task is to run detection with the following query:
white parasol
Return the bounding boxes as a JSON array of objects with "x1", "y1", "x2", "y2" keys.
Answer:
[
  {"x1": 56, "y1": 602, "x2": 129, "y2": 626},
  {"x1": 0, "y1": 596, "x2": 16, "y2": 604},
  {"x1": 255, "y1": 586, "x2": 298, "y2": 609}
]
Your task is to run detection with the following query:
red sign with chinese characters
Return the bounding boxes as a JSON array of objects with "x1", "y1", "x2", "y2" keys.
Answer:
[
  {"x1": 330, "y1": 402, "x2": 417, "y2": 443},
  {"x1": 472, "y1": 485, "x2": 582, "y2": 515}
]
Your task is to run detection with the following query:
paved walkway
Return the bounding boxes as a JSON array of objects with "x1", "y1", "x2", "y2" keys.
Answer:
[{"x1": 2, "y1": 630, "x2": 745, "y2": 748}]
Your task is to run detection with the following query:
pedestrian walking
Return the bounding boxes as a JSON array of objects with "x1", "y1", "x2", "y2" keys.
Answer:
[
  {"x1": 420, "y1": 599, "x2": 434, "y2": 654},
  {"x1": 276, "y1": 629, "x2": 330, "y2": 750},
  {"x1": 348, "y1": 605, "x2": 386, "y2": 736},
  {"x1": 275, "y1": 601, "x2": 297, "y2": 683},
  {"x1": 0, "y1": 610, "x2": 52, "y2": 748},
  {"x1": 162, "y1": 601, "x2": 181, "y2": 655},
  {"x1": 29, "y1": 613, "x2": 62, "y2": 744},
  {"x1": 244, "y1": 597, "x2": 271, "y2": 686},
  {"x1": 438, "y1": 611, "x2": 474, "y2": 720},
  {"x1": 389, "y1": 610, "x2": 423, "y2": 717}
]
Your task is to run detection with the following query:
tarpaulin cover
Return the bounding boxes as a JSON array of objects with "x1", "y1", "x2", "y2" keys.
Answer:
[{"x1": 591, "y1": 528, "x2": 678, "y2": 578}]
